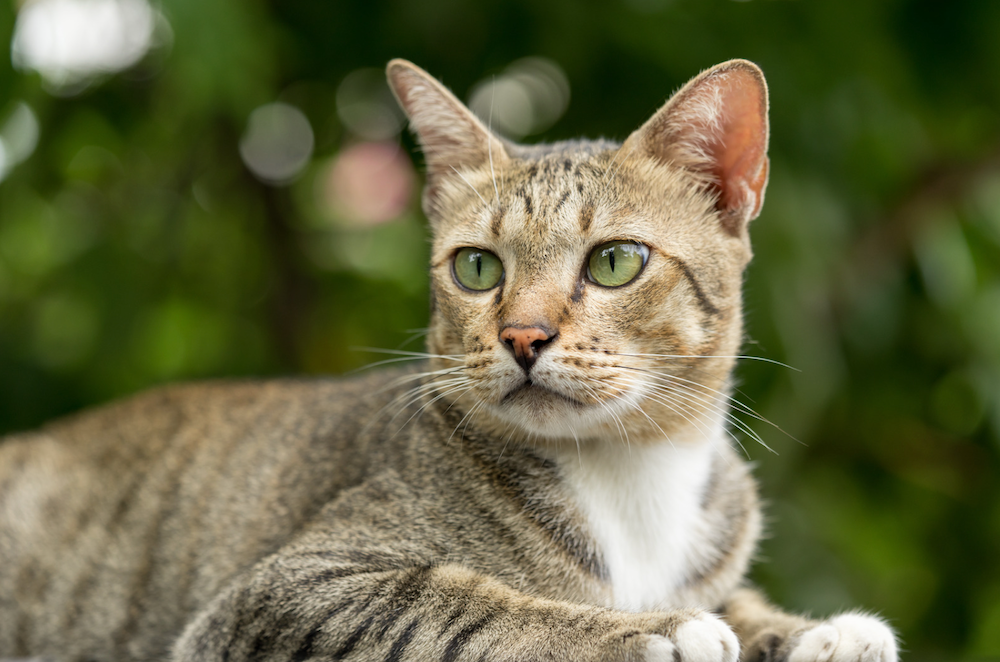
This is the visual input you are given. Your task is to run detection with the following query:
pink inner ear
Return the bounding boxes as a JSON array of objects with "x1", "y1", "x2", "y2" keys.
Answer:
[{"x1": 708, "y1": 74, "x2": 768, "y2": 229}]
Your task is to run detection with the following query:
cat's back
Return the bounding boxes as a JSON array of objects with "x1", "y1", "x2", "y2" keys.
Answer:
[{"x1": 0, "y1": 368, "x2": 414, "y2": 659}]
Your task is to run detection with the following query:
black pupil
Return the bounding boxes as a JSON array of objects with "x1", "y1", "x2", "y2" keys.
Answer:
[
  {"x1": 476, "y1": 255, "x2": 482, "y2": 276},
  {"x1": 609, "y1": 248, "x2": 615, "y2": 272}
]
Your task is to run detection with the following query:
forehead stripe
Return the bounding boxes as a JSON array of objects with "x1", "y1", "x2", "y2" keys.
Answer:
[
  {"x1": 579, "y1": 203, "x2": 594, "y2": 233},
  {"x1": 553, "y1": 191, "x2": 570, "y2": 215},
  {"x1": 666, "y1": 255, "x2": 721, "y2": 318},
  {"x1": 489, "y1": 206, "x2": 505, "y2": 237}
]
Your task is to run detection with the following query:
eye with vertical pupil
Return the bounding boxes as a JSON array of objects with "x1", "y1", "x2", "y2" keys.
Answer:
[
  {"x1": 453, "y1": 248, "x2": 504, "y2": 291},
  {"x1": 587, "y1": 241, "x2": 649, "y2": 287}
]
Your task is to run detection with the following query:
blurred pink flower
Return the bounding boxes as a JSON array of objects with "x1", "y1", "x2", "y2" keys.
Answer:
[{"x1": 323, "y1": 142, "x2": 415, "y2": 226}]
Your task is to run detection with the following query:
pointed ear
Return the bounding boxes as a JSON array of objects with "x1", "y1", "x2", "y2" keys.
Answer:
[
  {"x1": 622, "y1": 59, "x2": 769, "y2": 236},
  {"x1": 386, "y1": 59, "x2": 509, "y2": 180}
]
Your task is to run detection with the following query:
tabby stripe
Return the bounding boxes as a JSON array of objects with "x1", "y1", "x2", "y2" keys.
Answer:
[
  {"x1": 385, "y1": 618, "x2": 420, "y2": 662},
  {"x1": 434, "y1": 424, "x2": 606, "y2": 580},
  {"x1": 579, "y1": 204, "x2": 594, "y2": 232},
  {"x1": 439, "y1": 593, "x2": 472, "y2": 638},
  {"x1": 104, "y1": 467, "x2": 148, "y2": 531},
  {"x1": 60, "y1": 470, "x2": 146, "y2": 633},
  {"x1": 248, "y1": 604, "x2": 297, "y2": 659},
  {"x1": 293, "y1": 566, "x2": 359, "y2": 589},
  {"x1": 389, "y1": 566, "x2": 433, "y2": 606},
  {"x1": 489, "y1": 207, "x2": 505, "y2": 237},
  {"x1": 666, "y1": 255, "x2": 720, "y2": 317},
  {"x1": 111, "y1": 442, "x2": 201, "y2": 654},
  {"x1": 682, "y1": 483, "x2": 750, "y2": 590},
  {"x1": 291, "y1": 601, "x2": 354, "y2": 661},
  {"x1": 376, "y1": 608, "x2": 404, "y2": 640},
  {"x1": 442, "y1": 613, "x2": 495, "y2": 662},
  {"x1": 464, "y1": 443, "x2": 606, "y2": 580},
  {"x1": 553, "y1": 191, "x2": 571, "y2": 215},
  {"x1": 224, "y1": 587, "x2": 275, "y2": 658},
  {"x1": 331, "y1": 614, "x2": 376, "y2": 660}
]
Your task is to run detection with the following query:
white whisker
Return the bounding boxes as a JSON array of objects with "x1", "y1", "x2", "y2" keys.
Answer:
[
  {"x1": 581, "y1": 381, "x2": 630, "y2": 454},
  {"x1": 631, "y1": 376, "x2": 773, "y2": 455},
  {"x1": 450, "y1": 397, "x2": 486, "y2": 444},
  {"x1": 488, "y1": 78, "x2": 500, "y2": 202},
  {"x1": 449, "y1": 165, "x2": 488, "y2": 206},
  {"x1": 351, "y1": 347, "x2": 464, "y2": 362},
  {"x1": 600, "y1": 375, "x2": 706, "y2": 444},
  {"x1": 612, "y1": 351, "x2": 800, "y2": 372}
]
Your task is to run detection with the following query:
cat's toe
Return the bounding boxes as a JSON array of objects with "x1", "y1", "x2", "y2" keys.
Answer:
[
  {"x1": 666, "y1": 612, "x2": 739, "y2": 662},
  {"x1": 789, "y1": 614, "x2": 898, "y2": 662},
  {"x1": 636, "y1": 612, "x2": 738, "y2": 662},
  {"x1": 639, "y1": 634, "x2": 678, "y2": 662}
]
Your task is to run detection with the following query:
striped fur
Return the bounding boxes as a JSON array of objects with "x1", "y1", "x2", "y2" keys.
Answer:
[{"x1": 0, "y1": 60, "x2": 897, "y2": 661}]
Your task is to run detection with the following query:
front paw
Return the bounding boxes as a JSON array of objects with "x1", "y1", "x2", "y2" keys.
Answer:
[
  {"x1": 789, "y1": 614, "x2": 898, "y2": 662},
  {"x1": 640, "y1": 612, "x2": 739, "y2": 662}
]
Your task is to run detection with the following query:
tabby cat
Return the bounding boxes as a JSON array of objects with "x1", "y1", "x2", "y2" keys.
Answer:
[{"x1": 0, "y1": 59, "x2": 898, "y2": 662}]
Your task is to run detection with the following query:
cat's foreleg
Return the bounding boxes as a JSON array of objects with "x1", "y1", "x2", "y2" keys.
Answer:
[
  {"x1": 721, "y1": 587, "x2": 899, "y2": 662},
  {"x1": 174, "y1": 558, "x2": 740, "y2": 662}
]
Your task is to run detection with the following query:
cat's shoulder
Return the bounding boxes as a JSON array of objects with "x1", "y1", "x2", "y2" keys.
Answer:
[{"x1": 18, "y1": 366, "x2": 420, "y2": 448}]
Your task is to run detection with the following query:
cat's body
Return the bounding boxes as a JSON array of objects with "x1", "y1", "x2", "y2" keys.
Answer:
[{"x1": 0, "y1": 60, "x2": 898, "y2": 661}]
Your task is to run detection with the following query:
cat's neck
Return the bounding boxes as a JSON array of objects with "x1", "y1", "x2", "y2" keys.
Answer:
[{"x1": 546, "y1": 413, "x2": 727, "y2": 612}]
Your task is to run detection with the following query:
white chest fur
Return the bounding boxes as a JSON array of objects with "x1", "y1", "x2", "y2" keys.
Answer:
[{"x1": 553, "y1": 437, "x2": 718, "y2": 612}]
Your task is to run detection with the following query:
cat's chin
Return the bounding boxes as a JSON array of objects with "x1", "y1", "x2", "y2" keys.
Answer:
[
  {"x1": 501, "y1": 382, "x2": 587, "y2": 409},
  {"x1": 486, "y1": 382, "x2": 617, "y2": 441}
]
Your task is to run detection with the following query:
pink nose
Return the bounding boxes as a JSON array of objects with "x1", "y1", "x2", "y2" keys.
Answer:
[{"x1": 499, "y1": 326, "x2": 554, "y2": 372}]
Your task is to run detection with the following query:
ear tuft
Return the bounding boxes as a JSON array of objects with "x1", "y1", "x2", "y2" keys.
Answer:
[
  {"x1": 623, "y1": 59, "x2": 770, "y2": 235},
  {"x1": 386, "y1": 59, "x2": 508, "y2": 180}
]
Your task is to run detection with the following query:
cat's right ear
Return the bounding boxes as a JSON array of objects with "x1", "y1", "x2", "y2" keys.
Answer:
[
  {"x1": 621, "y1": 59, "x2": 769, "y2": 238},
  {"x1": 387, "y1": 60, "x2": 509, "y2": 208}
]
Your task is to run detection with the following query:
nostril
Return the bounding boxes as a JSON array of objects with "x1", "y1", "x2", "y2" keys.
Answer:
[
  {"x1": 530, "y1": 334, "x2": 556, "y2": 352},
  {"x1": 498, "y1": 326, "x2": 557, "y2": 372}
]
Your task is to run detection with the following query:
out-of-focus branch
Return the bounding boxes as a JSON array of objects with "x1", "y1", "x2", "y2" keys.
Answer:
[
  {"x1": 854, "y1": 144, "x2": 1000, "y2": 267},
  {"x1": 256, "y1": 178, "x2": 313, "y2": 370}
]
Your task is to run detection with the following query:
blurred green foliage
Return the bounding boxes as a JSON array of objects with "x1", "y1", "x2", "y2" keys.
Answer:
[{"x1": 2, "y1": 0, "x2": 1000, "y2": 660}]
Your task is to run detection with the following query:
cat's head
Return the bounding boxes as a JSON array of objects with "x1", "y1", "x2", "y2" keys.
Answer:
[{"x1": 387, "y1": 59, "x2": 768, "y2": 446}]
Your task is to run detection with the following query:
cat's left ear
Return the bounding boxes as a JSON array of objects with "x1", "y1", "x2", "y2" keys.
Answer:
[
  {"x1": 622, "y1": 59, "x2": 769, "y2": 236},
  {"x1": 387, "y1": 59, "x2": 509, "y2": 212}
]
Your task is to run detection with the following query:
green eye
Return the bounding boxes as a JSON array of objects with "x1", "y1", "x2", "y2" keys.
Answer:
[
  {"x1": 587, "y1": 241, "x2": 649, "y2": 287},
  {"x1": 453, "y1": 248, "x2": 504, "y2": 291}
]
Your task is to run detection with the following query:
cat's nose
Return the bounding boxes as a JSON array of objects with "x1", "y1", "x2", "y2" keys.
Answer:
[{"x1": 499, "y1": 326, "x2": 556, "y2": 373}]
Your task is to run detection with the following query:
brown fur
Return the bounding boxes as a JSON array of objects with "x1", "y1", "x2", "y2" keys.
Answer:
[{"x1": 0, "y1": 60, "x2": 897, "y2": 662}]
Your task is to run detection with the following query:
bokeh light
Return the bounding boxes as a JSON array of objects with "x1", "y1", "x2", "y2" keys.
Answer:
[
  {"x1": 336, "y1": 68, "x2": 405, "y2": 141},
  {"x1": 0, "y1": 102, "x2": 40, "y2": 183},
  {"x1": 319, "y1": 141, "x2": 415, "y2": 227},
  {"x1": 11, "y1": 0, "x2": 167, "y2": 91},
  {"x1": 467, "y1": 57, "x2": 570, "y2": 139},
  {"x1": 239, "y1": 102, "x2": 315, "y2": 185}
]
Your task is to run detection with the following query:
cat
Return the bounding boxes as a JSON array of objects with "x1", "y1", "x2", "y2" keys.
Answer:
[{"x1": 0, "y1": 59, "x2": 899, "y2": 662}]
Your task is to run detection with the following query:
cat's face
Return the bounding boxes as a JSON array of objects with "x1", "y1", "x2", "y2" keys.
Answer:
[{"x1": 388, "y1": 60, "x2": 769, "y2": 445}]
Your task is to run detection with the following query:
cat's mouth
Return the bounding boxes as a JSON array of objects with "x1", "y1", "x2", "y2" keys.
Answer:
[{"x1": 501, "y1": 380, "x2": 586, "y2": 408}]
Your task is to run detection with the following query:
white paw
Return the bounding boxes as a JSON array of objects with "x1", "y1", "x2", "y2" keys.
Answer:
[
  {"x1": 641, "y1": 635, "x2": 678, "y2": 662},
  {"x1": 789, "y1": 613, "x2": 898, "y2": 662},
  {"x1": 642, "y1": 612, "x2": 738, "y2": 662}
]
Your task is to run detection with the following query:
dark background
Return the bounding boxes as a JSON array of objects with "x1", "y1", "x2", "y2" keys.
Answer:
[{"x1": 1, "y1": 1, "x2": 999, "y2": 660}]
